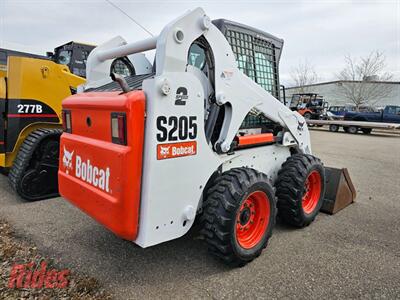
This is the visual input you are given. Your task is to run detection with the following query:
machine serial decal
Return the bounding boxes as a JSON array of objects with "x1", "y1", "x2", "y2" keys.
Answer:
[
  {"x1": 156, "y1": 116, "x2": 197, "y2": 142},
  {"x1": 62, "y1": 146, "x2": 111, "y2": 193},
  {"x1": 17, "y1": 104, "x2": 43, "y2": 114},
  {"x1": 7, "y1": 101, "x2": 58, "y2": 118},
  {"x1": 157, "y1": 141, "x2": 197, "y2": 160}
]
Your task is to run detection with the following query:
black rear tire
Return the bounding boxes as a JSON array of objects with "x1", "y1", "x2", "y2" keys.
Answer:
[
  {"x1": 201, "y1": 167, "x2": 276, "y2": 267},
  {"x1": 348, "y1": 126, "x2": 358, "y2": 134},
  {"x1": 276, "y1": 154, "x2": 325, "y2": 227}
]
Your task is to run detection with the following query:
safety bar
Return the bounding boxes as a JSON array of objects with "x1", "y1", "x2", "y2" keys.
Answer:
[
  {"x1": 96, "y1": 36, "x2": 158, "y2": 62},
  {"x1": 236, "y1": 133, "x2": 275, "y2": 147}
]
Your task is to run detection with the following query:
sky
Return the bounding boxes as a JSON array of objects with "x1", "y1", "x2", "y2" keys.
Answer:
[{"x1": 0, "y1": 0, "x2": 399, "y2": 85}]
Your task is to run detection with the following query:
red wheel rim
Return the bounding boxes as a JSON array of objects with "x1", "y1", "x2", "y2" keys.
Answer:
[
  {"x1": 236, "y1": 191, "x2": 270, "y2": 249},
  {"x1": 302, "y1": 170, "x2": 322, "y2": 214}
]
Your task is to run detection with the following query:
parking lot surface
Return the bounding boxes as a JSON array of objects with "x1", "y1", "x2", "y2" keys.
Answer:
[{"x1": 0, "y1": 129, "x2": 399, "y2": 299}]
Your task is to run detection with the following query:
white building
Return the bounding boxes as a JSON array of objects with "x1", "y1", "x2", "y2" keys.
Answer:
[{"x1": 284, "y1": 80, "x2": 400, "y2": 108}]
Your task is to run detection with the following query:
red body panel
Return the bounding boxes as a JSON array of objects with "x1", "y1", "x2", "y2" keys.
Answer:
[{"x1": 58, "y1": 91, "x2": 145, "y2": 240}]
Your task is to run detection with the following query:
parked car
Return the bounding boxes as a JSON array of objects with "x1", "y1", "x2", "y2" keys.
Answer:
[{"x1": 344, "y1": 105, "x2": 400, "y2": 123}]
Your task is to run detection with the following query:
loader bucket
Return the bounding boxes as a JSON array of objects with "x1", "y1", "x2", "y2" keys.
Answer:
[{"x1": 320, "y1": 167, "x2": 356, "y2": 214}]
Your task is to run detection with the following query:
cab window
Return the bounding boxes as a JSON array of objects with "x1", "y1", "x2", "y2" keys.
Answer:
[
  {"x1": 56, "y1": 50, "x2": 72, "y2": 65},
  {"x1": 0, "y1": 51, "x2": 6, "y2": 65},
  {"x1": 226, "y1": 29, "x2": 278, "y2": 98},
  {"x1": 255, "y1": 52, "x2": 274, "y2": 92},
  {"x1": 188, "y1": 43, "x2": 206, "y2": 70},
  {"x1": 386, "y1": 106, "x2": 400, "y2": 115}
]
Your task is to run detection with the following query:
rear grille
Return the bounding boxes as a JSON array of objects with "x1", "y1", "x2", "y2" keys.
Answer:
[{"x1": 86, "y1": 73, "x2": 155, "y2": 92}]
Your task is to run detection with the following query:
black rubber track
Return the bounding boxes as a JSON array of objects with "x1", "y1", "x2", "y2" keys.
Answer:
[
  {"x1": 201, "y1": 167, "x2": 276, "y2": 267},
  {"x1": 275, "y1": 154, "x2": 325, "y2": 227},
  {"x1": 8, "y1": 128, "x2": 62, "y2": 201}
]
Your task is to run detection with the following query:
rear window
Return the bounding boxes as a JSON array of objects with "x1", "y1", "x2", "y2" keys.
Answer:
[
  {"x1": 225, "y1": 29, "x2": 278, "y2": 98},
  {"x1": 386, "y1": 106, "x2": 400, "y2": 114}
]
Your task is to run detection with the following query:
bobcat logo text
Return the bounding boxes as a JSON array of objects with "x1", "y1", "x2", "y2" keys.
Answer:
[
  {"x1": 157, "y1": 141, "x2": 197, "y2": 160},
  {"x1": 62, "y1": 146, "x2": 111, "y2": 193}
]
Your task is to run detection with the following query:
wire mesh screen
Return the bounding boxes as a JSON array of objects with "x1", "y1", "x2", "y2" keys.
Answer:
[
  {"x1": 225, "y1": 29, "x2": 279, "y2": 128},
  {"x1": 226, "y1": 29, "x2": 279, "y2": 98}
]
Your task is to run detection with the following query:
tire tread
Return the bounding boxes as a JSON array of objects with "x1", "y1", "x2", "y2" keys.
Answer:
[
  {"x1": 201, "y1": 167, "x2": 276, "y2": 266},
  {"x1": 276, "y1": 154, "x2": 325, "y2": 227}
]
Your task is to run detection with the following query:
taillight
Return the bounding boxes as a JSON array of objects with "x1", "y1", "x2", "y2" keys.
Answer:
[
  {"x1": 111, "y1": 113, "x2": 127, "y2": 145},
  {"x1": 62, "y1": 110, "x2": 72, "y2": 133}
]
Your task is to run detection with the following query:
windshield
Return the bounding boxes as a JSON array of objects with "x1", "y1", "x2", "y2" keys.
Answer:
[{"x1": 290, "y1": 95, "x2": 300, "y2": 107}]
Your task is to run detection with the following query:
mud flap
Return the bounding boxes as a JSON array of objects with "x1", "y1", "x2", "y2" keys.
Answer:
[{"x1": 320, "y1": 167, "x2": 356, "y2": 214}]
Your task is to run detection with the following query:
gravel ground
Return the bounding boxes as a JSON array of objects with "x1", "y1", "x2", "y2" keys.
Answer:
[
  {"x1": 0, "y1": 219, "x2": 111, "y2": 299},
  {"x1": 0, "y1": 129, "x2": 399, "y2": 299}
]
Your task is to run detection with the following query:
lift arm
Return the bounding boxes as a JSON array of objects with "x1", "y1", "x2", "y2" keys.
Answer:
[{"x1": 84, "y1": 7, "x2": 312, "y2": 154}]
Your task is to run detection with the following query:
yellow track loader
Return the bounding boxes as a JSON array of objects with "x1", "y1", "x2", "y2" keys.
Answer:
[{"x1": 0, "y1": 42, "x2": 140, "y2": 200}]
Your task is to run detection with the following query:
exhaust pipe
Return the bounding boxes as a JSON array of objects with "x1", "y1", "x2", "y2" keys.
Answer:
[{"x1": 110, "y1": 73, "x2": 130, "y2": 93}]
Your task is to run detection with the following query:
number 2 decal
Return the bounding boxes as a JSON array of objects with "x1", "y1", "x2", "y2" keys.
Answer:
[
  {"x1": 157, "y1": 116, "x2": 197, "y2": 142},
  {"x1": 17, "y1": 104, "x2": 43, "y2": 114}
]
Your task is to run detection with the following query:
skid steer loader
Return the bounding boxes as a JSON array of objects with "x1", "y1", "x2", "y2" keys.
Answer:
[
  {"x1": 0, "y1": 41, "x2": 152, "y2": 200},
  {"x1": 58, "y1": 8, "x2": 355, "y2": 266}
]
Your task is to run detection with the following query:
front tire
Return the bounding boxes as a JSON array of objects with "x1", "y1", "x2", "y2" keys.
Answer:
[
  {"x1": 201, "y1": 168, "x2": 276, "y2": 267},
  {"x1": 276, "y1": 154, "x2": 325, "y2": 227}
]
